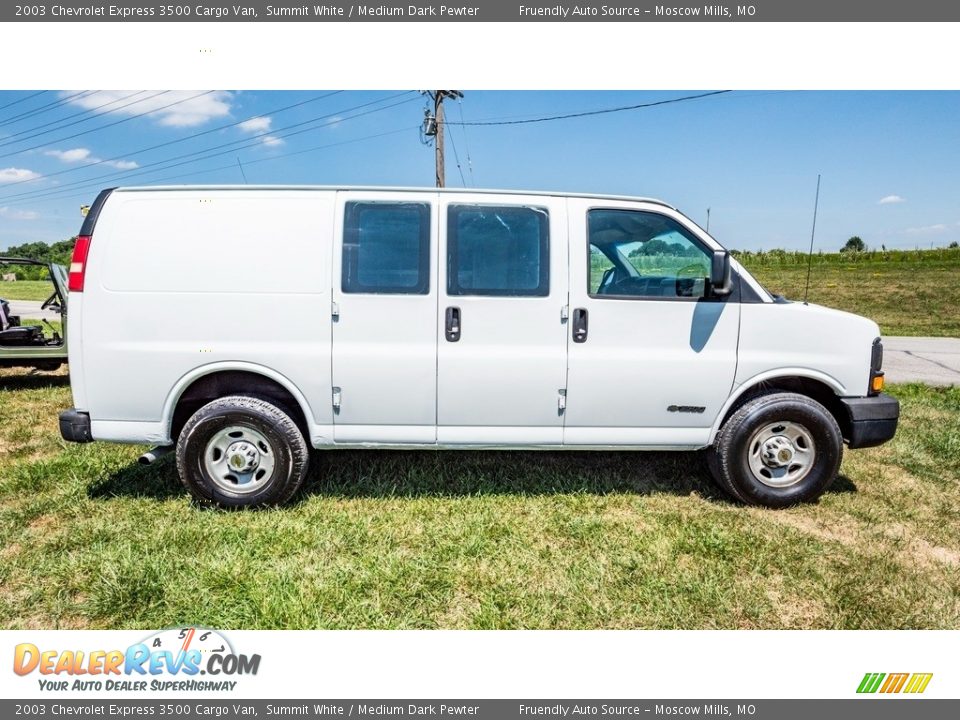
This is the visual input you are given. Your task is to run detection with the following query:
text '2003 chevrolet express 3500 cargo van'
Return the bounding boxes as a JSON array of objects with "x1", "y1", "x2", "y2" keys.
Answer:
[{"x1": 58, "y1": 186, "x2": 899, "y2": 508}]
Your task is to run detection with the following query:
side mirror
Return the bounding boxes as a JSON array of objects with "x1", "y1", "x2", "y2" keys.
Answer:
[{"x1": 710, "y1": 250, "x2": 732, "y2": 296}]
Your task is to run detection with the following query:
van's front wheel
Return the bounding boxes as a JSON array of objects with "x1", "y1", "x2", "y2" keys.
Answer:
[
  {"x1": 176, "y1": 396, "x2": 309, "y2": 508},
  {"x1": 707, "y1": 392, "x2": 842, "y2": 508}
]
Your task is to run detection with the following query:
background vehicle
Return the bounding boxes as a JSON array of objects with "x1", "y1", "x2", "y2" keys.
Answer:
[
  {"x1": 59, "y1": 186, "x2": 899, "y2": 508},
  {"x1": 0, "y1": 257, "x2": 68, "y2": 371}
]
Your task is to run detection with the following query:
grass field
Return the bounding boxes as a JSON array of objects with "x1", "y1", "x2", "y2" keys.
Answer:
[
  {"x1": 0, "y1": 281, "x2": 56, "y2": 302},
  {"x1": 741, "y1": 248, "x2": 960, "y2": 336},
  {"x1": 1, "y1": 367, "x2": 957, "y2": 630}
]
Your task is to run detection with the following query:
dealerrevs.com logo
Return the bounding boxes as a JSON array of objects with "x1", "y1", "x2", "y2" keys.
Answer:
[{"x1": 13, "y1": 627, "x2": 260, "y2": 693}]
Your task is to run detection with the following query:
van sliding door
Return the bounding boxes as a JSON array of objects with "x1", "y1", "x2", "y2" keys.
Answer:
[{"x1": 436, "y1": 194, "x2": 569, "y2": 445}]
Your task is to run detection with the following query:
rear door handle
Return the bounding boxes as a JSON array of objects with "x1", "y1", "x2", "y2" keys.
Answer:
[
  {"x1": 445, "y1": 306, "x2": 461, "y2": 342},
  {"x1": 572, "y1": 308, "x2": 588, "y2": 343}
]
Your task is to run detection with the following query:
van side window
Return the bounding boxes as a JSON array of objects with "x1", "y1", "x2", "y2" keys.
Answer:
[
  {"x1": 343, "y1": 202, "x2": 431, "y2": 294},
  {"x1": 588, "y1": 209, "x2": 711, "y2": 300},
  {"x1": 447, "y1": 205, "x2": 549, "y2": 297}
]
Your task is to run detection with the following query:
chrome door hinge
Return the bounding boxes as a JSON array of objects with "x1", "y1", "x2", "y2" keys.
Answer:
[
  {"x1": 332, "y1": 387, "x2": 341, "y2": 414},
  {"x1": 558, "y1": 389, "x2": 567, "y2": 415},
  {"x1": 331, "y1": 301, "x2": 340, "y2": 320}
]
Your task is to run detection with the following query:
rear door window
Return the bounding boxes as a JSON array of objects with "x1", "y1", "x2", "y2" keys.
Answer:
[{"x1": 342, "y1": 201, "x2": 431, "y2": 294}]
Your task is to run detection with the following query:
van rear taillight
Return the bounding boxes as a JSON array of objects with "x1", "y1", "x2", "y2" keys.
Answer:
[{"x1": 69, "y1": 235, "x2": 92, "y2": 292}]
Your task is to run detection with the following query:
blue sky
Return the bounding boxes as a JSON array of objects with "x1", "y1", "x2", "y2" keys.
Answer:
[{"x1": 0, "y1": 90, "x2": 958, "y2": 252}]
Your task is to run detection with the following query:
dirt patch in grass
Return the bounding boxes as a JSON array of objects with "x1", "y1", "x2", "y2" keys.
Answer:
[
  {"x1": 753, "y1": 507, "x2": 861, "y2": 547},
  {"x1": 758, "y1": 501, "x2": 959, "y2": 573},
  {"x1": 764, "y1": 576, "x2": 827, "y2": 628},
  {"x1": 882, "y1": 523, "x2": 960, "y2": 569}
]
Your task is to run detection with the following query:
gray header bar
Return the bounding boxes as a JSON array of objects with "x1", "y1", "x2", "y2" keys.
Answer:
[
  {"x1": 4, "y1": 0, "x2": 960, "y2": 22},
  {"x1": 2, "y1": 700, "x2": 959, "y2": 719}
]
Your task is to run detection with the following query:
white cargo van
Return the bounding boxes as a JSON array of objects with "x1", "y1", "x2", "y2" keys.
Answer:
[{"x1": 59, "y1": 186, "x2": 898, "y2": 508}]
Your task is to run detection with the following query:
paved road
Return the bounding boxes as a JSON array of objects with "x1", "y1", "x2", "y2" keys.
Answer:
[
  {"x1": 3, "y1": 300, "x2": 61, "y2": 321},
  {"x1": 3, "y1": 301, "x2": 957, "y2": 385},
  {"x1": 883, "y1": 337, "x2": 960, "y2": 386}
]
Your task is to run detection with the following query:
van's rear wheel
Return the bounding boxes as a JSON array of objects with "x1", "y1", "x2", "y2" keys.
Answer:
[
  {"x1": 707, "y1": 392, "x2": 842, "y2": 508},
  {"x1": 176, "y1": 396, "x2": 309, "y2": 508}
]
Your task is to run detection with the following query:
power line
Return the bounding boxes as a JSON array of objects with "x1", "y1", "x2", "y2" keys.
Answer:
[
  {"x1": 1, "y1": 93, "x2": 414, "y2": 204},
  {"x1": 0, "y1": 90, "x2": 170, "y2": 150},
  {"x1": 0, "y1": 91, "x2": 212, "y2": 161},
  {"x1": 0, "y1": 91, "x2": 343, "y2": 192},
  {"x1": 0, "y1": 91, "x2": 151, "y2": 146},
  {"x1": 446, "y1": 90, "x2": 732, "y2": 126},
  {"x1": 457, "y1": 97, "x2": 475, "y2": 186},
  {"x1": 0, "y1": 90, "x2": 48, "y2": 114},
  {"x1": 0, "y1": 91, "x2": 146, "y2": 142},
  {"x1": 235, "y1": 157, "x2": 248, "y2": 184},
  {"x1": 445, "y1": 121, "x2": 467, "y2": 187},
  {"x1": 135, "y1": 126, "x2": 412, "y2": 187},
  {"x1": 16, "y1": 126, "x2": 413, "y2": 206},
  {"x1": 2, "y1": 94, "x2": 419, "y2": 205},
  {"x1": 0, "y1": 90, "x2": 97, "y2": 128}
]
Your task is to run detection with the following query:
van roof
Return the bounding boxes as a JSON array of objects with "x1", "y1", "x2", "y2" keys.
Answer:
[{"x1": 113, "y1": 185, "x2": 676, "y2": 209}]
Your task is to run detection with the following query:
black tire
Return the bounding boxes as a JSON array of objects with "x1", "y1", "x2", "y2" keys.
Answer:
[
  {"x1": 175, "y1": 395, "x2": 309, "y2": 508},
  {"x1": 707, "y1": 392, "x2": 842, "y2": 508}
]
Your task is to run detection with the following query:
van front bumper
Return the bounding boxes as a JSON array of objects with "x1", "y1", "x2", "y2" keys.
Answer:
[
  {"x1": 59, "y1": 409, "x2": 93, "y2": 443},
  {"x1": 840, "y1": 394, "x2": 899, "y2": 449}
]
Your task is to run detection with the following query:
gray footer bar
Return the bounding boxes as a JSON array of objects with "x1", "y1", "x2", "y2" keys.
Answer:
[{"x1": 3, "y1": 700, "x2": 958, "y2": 719}]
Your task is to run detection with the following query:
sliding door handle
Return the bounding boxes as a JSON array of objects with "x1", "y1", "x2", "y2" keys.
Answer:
[
  {"x1": 572, "y1": 308, "x2": 588, "y2": 343},
  {"x1": 445, "y1": 306, "x2": 461, "y2": 342}
]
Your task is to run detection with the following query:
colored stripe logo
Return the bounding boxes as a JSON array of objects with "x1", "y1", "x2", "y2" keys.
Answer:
[{"x1": 857, "y1": 672, "x2": 933, "y2": 694}]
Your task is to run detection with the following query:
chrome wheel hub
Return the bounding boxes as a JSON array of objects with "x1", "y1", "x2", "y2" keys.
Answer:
[
  {"x1": 761, "y1": 436, "x2": 795, "y2": 468},
  {"x1": 204, "y1": 425, "x2": 276, "y2": 495},
  {"x1": 747, "y1": 421, "x2": 816, "y2": 488},
  {"x1": 225, "y1": 441, "x2": 260, "y2": 473}
]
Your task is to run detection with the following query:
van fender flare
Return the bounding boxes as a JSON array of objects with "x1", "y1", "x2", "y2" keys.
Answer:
[
  {"x1": 707, "y1": 368, "x2": 847, "y2": 446},
  {"x1": 160, "y1": 361, "x2": 317, "y2": 443}
]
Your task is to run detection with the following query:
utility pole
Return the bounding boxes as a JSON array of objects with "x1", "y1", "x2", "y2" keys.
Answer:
[
  {"x1": 423, "y1": 91, "x2": 463, "y2": 188},
  {"x1": 706, "y1": 207, "x2": 711, "y2": 232}
]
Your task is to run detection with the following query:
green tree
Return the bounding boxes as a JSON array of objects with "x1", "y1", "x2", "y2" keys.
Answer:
[{"x1": 841, "y1": 236, "x2": 866, "y2": 253}]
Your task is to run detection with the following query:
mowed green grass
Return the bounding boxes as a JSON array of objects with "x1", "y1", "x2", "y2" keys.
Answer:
[
  {"x1": 0, "y1": 281, "x2": 56, "y2": 302},
  {"x1": 1, "y1": 368, "x2": 958, "y2": 630},
  {"x1": 743, "y1": 250, "x2": 960, "y2": 336}
]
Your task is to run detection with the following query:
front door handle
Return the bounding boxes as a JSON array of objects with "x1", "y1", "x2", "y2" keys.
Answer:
[
  {"x1": 445, "y1": 306, "x2": 461, "y2": 342},
  {"x1": 572, "y1": 308, "x2": 588, "y2": 343}
]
